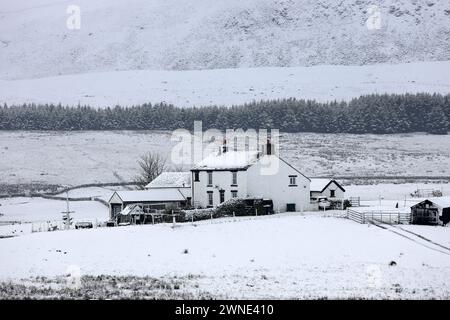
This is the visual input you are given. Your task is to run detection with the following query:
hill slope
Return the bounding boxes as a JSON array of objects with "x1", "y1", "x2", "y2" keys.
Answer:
[
  {"x1": 1, "y1": 61, "x2": 449, "y2": 107},
  {"x1": 1, "y1": 0, "x2": 449, "y2": 80}
]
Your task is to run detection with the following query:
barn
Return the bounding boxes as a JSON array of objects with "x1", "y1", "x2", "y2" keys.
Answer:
[
  {"x1": 108, "y1": 189, "x2": 187, "y2": 223},
  {"x1": 410, "y1": 197, "x2": 450, "y2": 225},
  {"x1": 145, "y1": 172, "x2": 191, "y2": 204}
]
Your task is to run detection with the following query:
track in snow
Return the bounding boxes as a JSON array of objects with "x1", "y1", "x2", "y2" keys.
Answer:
[{"x1": 371, "y1": 221, "x2": 450, "y2": 256}]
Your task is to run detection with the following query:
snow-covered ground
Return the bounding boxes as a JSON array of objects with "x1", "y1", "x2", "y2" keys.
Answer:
[
  {"x1": 1, "y1": 61, "x2": 450, "y2": 107},
  {"x1": 1, "y1": 131, "x2": 450, "y2": 186},
  {"x1": 0, "y1": 213, "x2": 449, "y2": 299},
  {"x1": 345, "y1": 183, "x2": 450, "y2": 201},
  {"x1": 0, "y1": 197, "x2": 108, "y2": 224}
]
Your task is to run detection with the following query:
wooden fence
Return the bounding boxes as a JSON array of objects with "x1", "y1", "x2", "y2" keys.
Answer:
[{"x1": 347, "y1": 209, "x2": 411, "y2": 225}]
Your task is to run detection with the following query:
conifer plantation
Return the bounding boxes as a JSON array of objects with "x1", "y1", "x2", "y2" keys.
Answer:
[{"x1": 1, "y1": 93, "x2": 449, "y2": 134}]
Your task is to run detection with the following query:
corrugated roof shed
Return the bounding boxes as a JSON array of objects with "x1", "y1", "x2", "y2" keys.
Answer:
[{"x1": 110, "y1": 189, "x2": 186, "y2": 203}]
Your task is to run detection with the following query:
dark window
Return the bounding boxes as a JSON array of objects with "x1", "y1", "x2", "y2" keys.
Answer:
[
  {"x1": 289, "y1": 175, "x2": 297, "y2": 186},
  {"x1": 330, "y1": 190, "x2": 336, "y2": 198},
  {"x1": 231, "y1": 171, "x2": 237, "y2": 185},
  {"x1": 207, "y1": 191, "x2": 213, "y2": 206},
  {"x1": 231, "y1": 190, "x2": 238, "y2": 198},
  {"x1": 207, "y1": 171, "x2": 213, "y2": 186},
  {"x1": 286, "y1": 203, "x2": 296, "y2": 212},
  {"x1": 194, "y1": 171, "x2": 199, "y2": 182},
  {"x1": 219, "y1": 190, "x2": 225, "y2": 203}
]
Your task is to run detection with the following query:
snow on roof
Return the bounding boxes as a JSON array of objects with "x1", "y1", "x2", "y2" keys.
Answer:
[
  {"x1": 192, "y1": 150, "x2": 260, "y2": 170},
  {"x1": 426, "y1": 196, "x2": 450, "y2": 208},
  {"x1": 145, "y1": 172, "x2": 191, "y2": 189},
  {"x1": 120, "y1": 204, "x2": 144, "y2": 216},
  {"x1": 112, "y1": 189, "x2": 185, "y2": 203},
  {"x1": 310, "y1": 179, "x2": 332, "y2": 192}
]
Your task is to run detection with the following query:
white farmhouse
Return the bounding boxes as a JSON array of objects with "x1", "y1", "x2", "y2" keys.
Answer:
[{"x1": 191, "y1": 141, "x2": 311, "y2": 212}]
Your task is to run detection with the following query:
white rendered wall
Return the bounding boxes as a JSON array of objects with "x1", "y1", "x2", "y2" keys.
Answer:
[
  {"x1": 247, "y1": 156, "x2": 311, "y2": 212},
  {"x1": 191, "y1": 170, "x2": 248, "y2": 208}
]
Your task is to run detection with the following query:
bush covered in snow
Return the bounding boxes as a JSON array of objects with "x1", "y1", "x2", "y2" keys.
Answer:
[
  {"x1": 181, "y1": 208, "x2": 217, "y2": 222},
  {"x1": 217, "y1": 198, "x2": 270, "y2": 216},
  {"x1": 181, "y1": 198, "x2": 270, "y2": 222}
]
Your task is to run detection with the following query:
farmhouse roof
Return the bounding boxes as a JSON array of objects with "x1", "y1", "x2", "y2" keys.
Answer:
[
  {"x1": 145, "y1": 172, "x2": 191, "y2": 189},
  {"x1": 192, "y1": 150, "x2": 260, "y2": 170},
  {"x1": 109, "y1": 189, "x2": 185, "y2": 203},
  {"x1": 310, "y1": 179, "x2": 345, "y2": 192}
]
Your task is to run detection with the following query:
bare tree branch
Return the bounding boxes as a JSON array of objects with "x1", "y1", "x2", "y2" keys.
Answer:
[{"x1": 133, "y1": 152, "x2": 167, "y2": 189}]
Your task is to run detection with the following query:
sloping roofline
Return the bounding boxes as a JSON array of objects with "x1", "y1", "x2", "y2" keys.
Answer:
[
  {"x1": 322, "y1": 179, "x2": 346, "y2": 193},
  {"x1": 278, "y1": 157, "x2": 311, "y2": 181}
]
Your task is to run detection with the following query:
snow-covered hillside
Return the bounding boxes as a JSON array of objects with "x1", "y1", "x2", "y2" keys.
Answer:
[
  {"x1": 1, "y1": 0, "x2": 449, "y2": 80},
  {"x1": 1, "y1": 131, "x2": 450, "y2": 186},
  {"x1": 1, "y1": 61, "x2": 449, "y2": 107}
]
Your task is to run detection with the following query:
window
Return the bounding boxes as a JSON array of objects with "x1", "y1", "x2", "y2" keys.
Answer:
[
  {"x1": 330, "y1": 190, "x2": 336, "y2": 198},
  {"x1": 231, "y1": 171, "x2": 237, "y2": 185},
  {"x1": 219, "y1": 190, "x2": 225, "y2": 203},
  {"x1": 289, "y1": 175, "x2": 297, "y2": 186},
  {"x1": 231, "y1": 190, "x2": 238, "y2": 198},
  {"x1": 207, "y1": 171, "x2": 213, "y2": 186},
  {"x1": 207, "y1": 191, "x2": 213, "y2": 206},
  {"x1": 194, "y1": 171, "x2": 199, "y2": 182}
]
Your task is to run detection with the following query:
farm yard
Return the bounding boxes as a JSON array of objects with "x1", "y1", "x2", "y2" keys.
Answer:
[
  {"x1": 0, "y1": 179, "x2": 449, "y2": 299},
  {"x1": 1, "y1": 131, "x2": 450, "y2": 188},
  {"x1": 0, "y1": 213, "x2": 449, "y2": 299},
  {"x1": 1, "y1": 130, "x2": 449, "y2": 299}
]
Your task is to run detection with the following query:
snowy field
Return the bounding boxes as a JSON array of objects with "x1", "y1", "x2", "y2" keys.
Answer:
[
  {"x1": 345, "y1": 184, "x2": 450, "y2": 201},
  {"x1": 1, "y1": 131, "x2": 450, "y2": 187},
  {"x1": 1, "y1": 62, "x2": 450, "y2": 108},
  {"x1": 0, "y1": 213, "x2": 449, "y2": 299},
  {"x1": 0, "y1": 197, "x2": 108, "y2": 224}
]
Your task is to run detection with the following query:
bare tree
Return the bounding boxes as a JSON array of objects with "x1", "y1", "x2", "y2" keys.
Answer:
[{"x1": 134, "y1": 152, "x2": 167, "y2": 189}]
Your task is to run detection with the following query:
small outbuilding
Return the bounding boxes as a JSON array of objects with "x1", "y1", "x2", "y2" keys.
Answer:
[
  {"x1": 310, "y1": 179, "x2": 346, "y2": 201},
  {"x1": 145, "y1": 172, "x2": 191, "y2": 203},
  {"x1": 410, "y1": 197, "x2": 450, "y2": 225},
  {"x1": 108, "y1": 189, "x2": 187, "y2": 222}
]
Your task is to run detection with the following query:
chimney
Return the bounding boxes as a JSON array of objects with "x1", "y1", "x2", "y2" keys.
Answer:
[
  {"x1": 266, "y1": 139, "x2": 272, "y2": 155},
  {"x1": 222, "y1": 138, "x2": 228, "y2": 153}
]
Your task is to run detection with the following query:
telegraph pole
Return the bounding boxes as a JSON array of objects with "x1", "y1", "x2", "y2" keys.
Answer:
[{"x1": 62, "y1": 191, "x2": 74, "y2": 230}]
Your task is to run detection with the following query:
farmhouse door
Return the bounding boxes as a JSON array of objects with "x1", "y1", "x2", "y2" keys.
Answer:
[{"x1": 286, "y1": 203, "x2": 296, "y2": 212}]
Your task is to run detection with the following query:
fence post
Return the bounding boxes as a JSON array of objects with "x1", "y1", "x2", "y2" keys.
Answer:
[
  {"x1": 233, "y1": 211, "x2": 235, "y2": 220},
  {"x1": 255, "y1": 208, "x2": 258, "y2": 217},
  {"x1": 172, "y1": 210, "x2": 176, "y2": 228}
]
